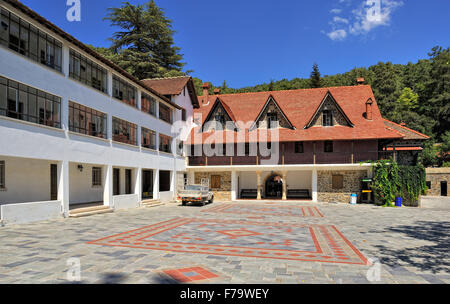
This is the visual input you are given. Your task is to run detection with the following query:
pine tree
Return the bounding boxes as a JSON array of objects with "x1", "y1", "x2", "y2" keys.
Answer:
[
  {"x1": 310, "y1": 63, "x2": 322, "y2": 88},
  {"x1": 104, "y1": 1, "x2": 185, "y2": 79}
]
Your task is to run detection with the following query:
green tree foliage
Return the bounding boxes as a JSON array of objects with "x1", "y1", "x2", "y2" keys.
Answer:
[
  {"x1": 310, "y1": 63, "x2": 322, "y2": 88},
  {"x1": 194, "y1": 46, "x2": 448, "y2": 151},
  {"x1": 371, "y1": 160, "x2": 426, "y2": 206},
  {"x1": 101, "y1": 1, "x2": 185, "y2": 79}
]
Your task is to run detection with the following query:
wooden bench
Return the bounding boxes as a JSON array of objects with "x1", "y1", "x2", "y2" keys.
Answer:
[
  {"x1": 241, "y1": 189, "x2": 257, "y2": 199},
  {"x1": 287, "y1": 189, "x2": 311, "y2": 199}
]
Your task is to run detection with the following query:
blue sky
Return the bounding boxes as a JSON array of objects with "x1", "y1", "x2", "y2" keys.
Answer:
[{"x1": 20, "y1": 0, "x2": 450, "y2": 88}]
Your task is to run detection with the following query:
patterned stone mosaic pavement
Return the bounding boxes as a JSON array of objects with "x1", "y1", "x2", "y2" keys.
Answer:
[{"x1": 0, "y1": 198, "x2": 449, "y2": 284}]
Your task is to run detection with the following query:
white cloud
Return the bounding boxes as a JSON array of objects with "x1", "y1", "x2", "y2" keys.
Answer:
[
  {"x1": 327, "y1": 29, "x2": 348, "y2": 41},
  {"x1": 324, "y1": 0, "x2": 404, "y2": 41},
  {"x1": 349, "y1": 0, "x2": 404, "y2": 35},
  {"x1": 333, "y1": 16, "x2": 349, "y2": 24}
]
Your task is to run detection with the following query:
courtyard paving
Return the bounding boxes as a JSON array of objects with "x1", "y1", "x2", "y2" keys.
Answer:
[{"x1": 0, "y1": 198, "x2": 449, "y2": 284}]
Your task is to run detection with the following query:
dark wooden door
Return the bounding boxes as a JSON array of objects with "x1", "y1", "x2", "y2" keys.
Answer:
[
  {"x1": 113, "y1": 168, "x2": 120, "y2": 195},
  {"x1": 441, "y1": 181, "x2": 448, "y2": 197},
  {"x1": 125, "y1": 169, "x2": 132, "y2": 194},
  {"x1": 50, "y1": 164, "x2": 58, "y2": 200},
  {"x1": 142, "y1": 170, "x2": 153, "y2": 199}
]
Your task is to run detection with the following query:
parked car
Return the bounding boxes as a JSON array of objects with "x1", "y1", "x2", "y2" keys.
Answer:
[{"x1": 178, "y1": 185, "x2": 214, "y2": 206}]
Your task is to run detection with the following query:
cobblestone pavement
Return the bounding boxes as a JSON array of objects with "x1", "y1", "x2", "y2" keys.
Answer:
[{"x1": 0, "y1": 198, "x2": 449, "y2": 284}]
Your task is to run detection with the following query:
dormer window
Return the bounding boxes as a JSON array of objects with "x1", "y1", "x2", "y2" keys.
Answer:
[
  {"x1": 267, "y1": 112, "x2": 278, "y2": 129},
  {"x1": 215, "y1": 113, "x2": 225, "y2": 128},
  {"x1": 323, "y1": 110, "x2": 333, "y2": 127}
]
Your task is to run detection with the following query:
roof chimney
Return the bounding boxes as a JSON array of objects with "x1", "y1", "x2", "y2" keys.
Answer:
[
  {"x1": 357, "y1": 78, "x2": 365, "y2": 85},
  {"x1": 202, "y1": 83, "x2": 210, "y2": 105},
  {"x1": 214, "y1": 88, "x2": 221, "y2": 95},
  {"x1": 366, "y1": 98, "x2": 373, "y2": 120}
]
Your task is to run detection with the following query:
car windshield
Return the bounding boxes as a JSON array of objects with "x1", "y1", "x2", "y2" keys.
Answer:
[{"x1": 185, "y1": 185, "x2": 204, "y2": 191}]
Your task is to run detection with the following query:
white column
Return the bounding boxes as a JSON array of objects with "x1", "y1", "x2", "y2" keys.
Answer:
[
  {"x1": 107, "y1": 71, "x2": 113, "y2": 97},
  {"x1": 134, "y1": 167, "x2": 142, "y2": 204},
  {"x1": 137, "y1": 90, "x2": 142, "y2": 110},
  {"x1": 170, "y1": 171, "x2": 176, "y2": 200},
  {"x1": 188, "y1": 171, "x2": 195, "y2": 185},
  {"x1": 312, "y1": 169, "x2": 318, "y2": 202},
  {"x1": 58, "y1": 160, "x2": 70, "y2": 217},
  {"x1": 104, "y1": 165, "x2": 113, "y2": 208},
  {"x1": 62, "y1": 45, "x2": 70, "y2": 78},
  {"x1": 231, "y1": 171, "x2": 238, "y2": 201},
  {"x1": 282, "y1": 171, "x2": 287, "y2": 201},
  {"x1": 153, "y1": 169, "x2": 160, "y2": 200},
  {"x1": 256, "y1": 171, "x2": 262, "y2": 200},
  {"x1": 61, "y1": 97, "x2": 69, "y2": 132}
]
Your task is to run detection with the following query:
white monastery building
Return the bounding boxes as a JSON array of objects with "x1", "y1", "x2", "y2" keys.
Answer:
[{"x1": 0, "y1": 0, "x2": 198, "y2": 225}]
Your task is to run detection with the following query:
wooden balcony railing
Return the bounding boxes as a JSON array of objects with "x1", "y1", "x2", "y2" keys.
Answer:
[{"x1": 187, "y1": 151, "x2": 395, "y2": 166}]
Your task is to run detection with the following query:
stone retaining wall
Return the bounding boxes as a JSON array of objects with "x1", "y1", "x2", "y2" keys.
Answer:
[
  {"x1": 317, "y1": 170, "x2": 368, "y2": 203},
  {"x1": 194, "y1": 172, "x2": 232, "y2": 201}
]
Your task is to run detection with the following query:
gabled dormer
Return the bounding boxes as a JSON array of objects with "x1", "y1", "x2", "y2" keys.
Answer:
[
  {"x1": 305, "y1": 91, "x2": 354, "y2": 129},
  {"x1": 201, "y1": 98, "x2": 238, "y2": 132},
  {"x1": 250, "y1": 96, "x2": 295, "y2": 131}
]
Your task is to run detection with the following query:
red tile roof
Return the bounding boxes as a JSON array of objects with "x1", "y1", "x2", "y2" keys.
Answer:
[
  {"x1": 142, "y1": 76, "x2": 191, "y2": 95},
  {"x1": 142, "y1": 76, "x2": 200, "y2": 108},
  {"x1": 383, "y1": 119, "x2": 430, "y2": 140},
  {"x1": 187, "y1": 85, "x2": 406, "y2": 144}
]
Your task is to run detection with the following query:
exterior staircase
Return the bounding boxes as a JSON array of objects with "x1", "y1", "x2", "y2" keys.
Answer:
[
  {"x1": 141, "y1": 199, "x2": 165, "y2": 208},
  {"x1": 69, "y1": 205, "x2": 114, "y2": 218}
]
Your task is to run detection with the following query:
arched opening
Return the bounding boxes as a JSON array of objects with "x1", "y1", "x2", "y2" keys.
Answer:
[{"x1": 265, "y1": 174, "x2": 283, "y2": 199}]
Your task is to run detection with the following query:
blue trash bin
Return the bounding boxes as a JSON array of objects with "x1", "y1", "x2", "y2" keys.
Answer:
[{"x1": 395, "y1": 197, "x2": 402, "y2": 207}]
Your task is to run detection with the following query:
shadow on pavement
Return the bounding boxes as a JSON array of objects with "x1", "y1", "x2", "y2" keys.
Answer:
[{"x1": 372, "y1": 221, "x2": 450, "y2": 274}]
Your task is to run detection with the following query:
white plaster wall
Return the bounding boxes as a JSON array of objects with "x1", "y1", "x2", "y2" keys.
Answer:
[
  {"x1": 0, "y1": 156, "x2": 53, "y2": 204},
  {"x1": 1, "y1": 201, "x2": 62, "y2": 225},
  {"x1": 239, "y1": 172, "x2": 257, "y2": 189},
  {"x1": 69, "y1": 163, "x2": 104, "y2": 205},
  {"x1": 286, "y1": 171, "x2": 312, "y2": 191},
  {"x1": 113, "y1": 194, "x2": 139, "y2": 210}
]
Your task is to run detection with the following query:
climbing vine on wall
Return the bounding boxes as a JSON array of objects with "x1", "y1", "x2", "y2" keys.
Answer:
[{"x1": 370, "y1": 159, "x2": 426, "y2": 206}]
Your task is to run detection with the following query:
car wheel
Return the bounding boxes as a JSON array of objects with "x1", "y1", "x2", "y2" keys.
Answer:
[
  {"x1": 182, "y1": 201, "x2": 187, "y2": 206},
  {"x1": 209, "y1": 197, "x2": 214, "y2": 204}
]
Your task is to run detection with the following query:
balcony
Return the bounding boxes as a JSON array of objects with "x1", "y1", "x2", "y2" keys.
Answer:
[{"x1": 187, "y1": 151, "x2": 395, "y2": 167}]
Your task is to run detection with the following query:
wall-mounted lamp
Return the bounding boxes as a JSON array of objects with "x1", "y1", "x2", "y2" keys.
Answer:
[{"x1": 77, "y1": 165, "x2": 84, "y2": 172}]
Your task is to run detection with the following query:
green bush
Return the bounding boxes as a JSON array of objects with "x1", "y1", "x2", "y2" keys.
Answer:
[{"x1": 371, "y1": 159, "x2": 426, "y2": 207}]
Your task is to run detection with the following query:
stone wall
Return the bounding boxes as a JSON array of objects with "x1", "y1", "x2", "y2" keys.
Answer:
[
  {"x1": 426, "y1": 168, "x2": 450, "y2": 196},
  {"x1": 311, "y1": 96, "x2": 350, "y2": 127},
  {"x1": 194, "y1": 172, "x2": 232, "y2": 201},
  {"x1": 317, "y1": 170, "x2": 368, "y2": 203}
]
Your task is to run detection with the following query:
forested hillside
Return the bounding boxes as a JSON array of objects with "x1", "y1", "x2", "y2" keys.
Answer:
[
  {"x1": 193, "y1": 47, "x2": 449, "y2": 144},
  {"x1": 93, "y1": 1, "x2": 449, "y2": 166}
]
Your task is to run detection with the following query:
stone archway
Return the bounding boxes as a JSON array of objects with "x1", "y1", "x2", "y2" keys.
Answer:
[{"x1": 264, "y1": 173, "x2": 284, "y2": 199}]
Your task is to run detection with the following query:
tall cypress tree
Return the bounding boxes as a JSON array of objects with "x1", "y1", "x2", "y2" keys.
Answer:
[
  {"x1": 310, "y1": 63, "x2": 322, "y2": 88},
  {"x1": 104, "y1": 1, "x2": 185, "y2": 79}
]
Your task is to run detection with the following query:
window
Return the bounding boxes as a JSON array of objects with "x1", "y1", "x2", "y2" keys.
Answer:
[
  {"x1": 113, "y1": 76, "x2": 137, "y2": 107},
  {"x1": 0, "y1": 75, "x2": 61, "y2": 128},
  {"x1": 177, "y1": 140, "x2": 184, "y2": 156},
  {"x1": 267, "y1": 112, "x2": 278, "y2": 129},
  {"x1": 112, "y1": 117, "x2": 137, "y2": 145},
  {"x1": 324, "y1": 141, "x2": 334, "y2": 153},
  {"x1": 211, "y1": 175, "x2": 221, "y2": 189},
  {"x1": 141, "y1": 127, "x2": 156, "y2": 150},
  {"x1": 0, "y1": 8, "x2": 62, "y2": 72},
  {"x1": 92, "y1": 167, "x2": 102, "y2": 187},
  {"x1": 0, "y1": 160, "x2": 5, "y2": 189},
  {"x1": 182, "y1": 109, "x2": 186, "y2": 122},
  {"x1": 426, "y1": 181, "x2": 431, "y2": 190},
  {"x1": 215, "y1": 113, "x2": 225, "y2": 126},
  {"x1": 69, "y1": 101, "x2": 107, "y2": 138},
  {"x1": 69, "y1": 49, "x2": 107, "y2": 93},
  {"x1": 159, "y1": 103, "x2": 172, "y2": 123},
  {"x1": 159, "y1": 134, "x2": 172, "y2": 153},
  {"x1": 245, "y1": 143, "x2": 250, "y2": 156},
  {"x1": 141, "y1": 93, "x2": 157, "y2": 116},
  {"x1": 295, "y1": 142, "x2": 304, "y2": 154},
  {"x1": 332, "y1": 175, "x2": 344, "y2": 190},
  {"x1": 323, "y1": 110, "x2": 333, "y2": 127}
]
